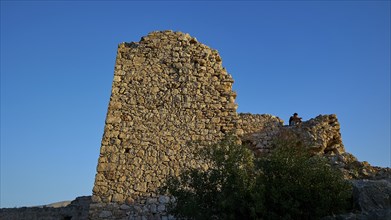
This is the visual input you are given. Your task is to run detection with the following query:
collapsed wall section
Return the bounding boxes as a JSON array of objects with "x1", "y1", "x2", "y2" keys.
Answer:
[
  {"x1": 238, "y1": 113, "x2": 284, "y2": 154},
  {"x1": 90, "y1": 31, "x2": 239, "y2": 219},
  {"x1": 243, "y1": 114, "x2": 346, "y2": 155}
]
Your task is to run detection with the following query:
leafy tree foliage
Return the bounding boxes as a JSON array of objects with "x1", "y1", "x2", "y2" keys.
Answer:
[
  {"x1": 260, "y1": 138, "x2": 352, "y2": 219},
  {"x1": 160, "y1": 135, "x2": 265, "y2": 219},
  {"x1": 160, "y1": 134, "x2": 352, "y2": 220}
]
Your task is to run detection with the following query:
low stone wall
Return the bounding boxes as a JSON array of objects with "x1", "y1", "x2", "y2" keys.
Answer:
[
  {"x1": 0, "y1": 196, "x2": 91, "y2": 220},
  {"x1": 89, "y1": 195, "x2": 174, "y2": 220}
]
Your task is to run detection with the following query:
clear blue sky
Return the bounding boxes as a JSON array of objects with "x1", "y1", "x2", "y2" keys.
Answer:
[{"x1": 1, "y1": 1, "x2": 390, "y2": 208}]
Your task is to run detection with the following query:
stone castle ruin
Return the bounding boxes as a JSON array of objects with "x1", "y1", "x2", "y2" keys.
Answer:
[
  {"x1": 88, "y1": 31, "x2": 351, "y2": 219},
  {"x1": 1, "y1": 30, "x2": 389, "y2": 220}
]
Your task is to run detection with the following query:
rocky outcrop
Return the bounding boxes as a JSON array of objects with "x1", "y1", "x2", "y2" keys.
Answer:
[
  {"x1": 323, "y1": 179, "x2": 391, "y2": 220},
  {"x1": 327, "y1": 152, "x2": 391, "y2": 180},
  {"x1": 0, "y1": 196, "x2": 91, "y2": 220},
  {"x1": 352, "y1": 179, "x2": 391, "y2": 212}
]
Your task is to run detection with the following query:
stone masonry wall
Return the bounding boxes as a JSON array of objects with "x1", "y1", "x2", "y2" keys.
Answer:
[
  {"x1": 237, "y1": 113, "x2": 284, "y2": 135},
  {"x1": 89, "y1": 31, "x2": 240, "y2": 219},
  {"x1": 238, "y1": 113, "x2": 284, "y2": 154}
]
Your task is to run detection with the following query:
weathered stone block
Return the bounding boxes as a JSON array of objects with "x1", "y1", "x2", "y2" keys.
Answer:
[{"x1": 99, "y1": 210, "x2": 112, "y2": 218}]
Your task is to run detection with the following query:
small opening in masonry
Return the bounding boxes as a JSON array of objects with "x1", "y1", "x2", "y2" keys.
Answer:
[{"x1": 125, "y1": 148, "x2": 130, "y2": 153}]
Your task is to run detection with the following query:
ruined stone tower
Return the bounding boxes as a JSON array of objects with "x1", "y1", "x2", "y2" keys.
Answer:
[
  {"x1": 89, "y1": 31, "x2": 347, "y2": 219},
  {"x1": 89, "y1": 31, "x2": 240, "y2": 219}
]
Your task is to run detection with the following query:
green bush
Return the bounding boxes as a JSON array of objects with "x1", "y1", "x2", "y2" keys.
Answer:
[
  {"x1": 160, "y1": 135, "x2": 265, "y2": 219},
  {"x1": 160, "y1": 134, "x2": 352, "y2": 220},
  {"x1": 260, "y1": 139, "x2": 352, "y2": 219}
]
